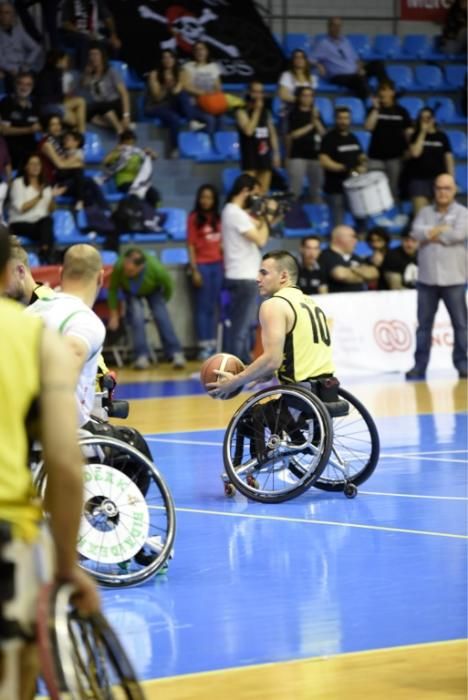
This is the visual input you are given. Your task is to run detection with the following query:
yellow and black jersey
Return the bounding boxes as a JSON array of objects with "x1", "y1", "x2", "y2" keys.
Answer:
[
  {"x1": 0, "y1": 298, "x2": 42, "y2": 541},
  {"x1": 273, "y1": 287, "x2": 335, "y2": 383}
]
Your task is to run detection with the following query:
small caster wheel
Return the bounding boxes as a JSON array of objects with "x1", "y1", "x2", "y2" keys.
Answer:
[
  {"x1": 344, "y1": 483, "x2": 357, "y2": 499},
  {"x1": 224, "y1": 483, "x2": 236, "y2": 497},
  {"x1": 246, "y1": 475, "x2": 259, "y2": 489}
]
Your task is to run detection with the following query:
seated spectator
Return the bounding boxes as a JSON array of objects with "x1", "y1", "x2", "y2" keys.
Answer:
[
  {"x1": 365, "y1": 226, "x2": 390, "y2": 289},
  {"x1": 319, "y1": 106, "x2": 366, "y2": 228},
  {"x1": 286, "y1": 86, "x2": 325, "y2": 203},
  {"x1": 0, "y1": 134, "x2": 11, "y2": 224},
  {"x1": 179, "y1": 41, "x2": 225, "y2": 135},
  {"x1": 59, "y1": 0, "x2": 122, "y2": 70},
  {"x1": 0, "y1": 2, "x2": 43, "y2": 93},
  {"x1": 106, "y1": 247, "x2": 186, "y2": 370},
  {"x1": 236, "y1": 81, "x2": 281, "y2": 194},
  {"x1": 81, "y1": 45, "x2": 131, "y2": 135},
  {"x1": 405, "y1": 108, "x2": 454, "y2": 214},
  {"x1": 187, "y1": 184, "x2": 223, "y2": 360},
  {"x1": 440, "y1": 0, "x2": 467, "y2": 55},
  {"x1": 277, "y1": 49, "x2": 318, "y2": 130},
  {"x1": 312, "y1": 16, "x2": 387, "y2": 100},
  {"x1": 365, "y1": 79, "x2": 413, "y2": 202},
  {"x1": 101, "y1": 129, "x2": 159, "y2": 206},
  {"x1": 7, "y1": 154, "x2": 65, "y2": 263},
  {"x1": 319, "y1": 225, "x2": 379, "y2": 293},
  {"x1": 382, "y1": 232, "x2": 418, "y2": 290},
  {"x1": 0, "y1": 71, "x2": 41, "y2": 170},
  {"x1": 297, "y1": 235, "x2": 326, "y2": 295},
  {"x1": 35, "y1": 49, "x2": 86, "y2": 133}
]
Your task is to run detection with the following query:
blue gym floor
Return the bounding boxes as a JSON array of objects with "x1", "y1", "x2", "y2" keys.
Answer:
[{"x1": 99, "y1": 375, "x2": 467, "y2": 683}]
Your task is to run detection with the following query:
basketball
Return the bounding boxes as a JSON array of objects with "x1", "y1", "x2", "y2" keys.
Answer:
[{"x1": 200, "y1": 353, "x2": 245, "y2": 399}]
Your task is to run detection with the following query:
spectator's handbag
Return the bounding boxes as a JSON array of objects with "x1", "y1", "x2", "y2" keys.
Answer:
[
  {"x1": 112, "y1": 195, "x2": 167, "y2": 234},
  {"x1": 197, "y1": 92, "x2": 244, "y2": 115}
]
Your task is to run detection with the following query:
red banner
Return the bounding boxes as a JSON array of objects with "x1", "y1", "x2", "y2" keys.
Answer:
[{"x1": 400, "y1": 0, "x2": 453, "y2": 21}]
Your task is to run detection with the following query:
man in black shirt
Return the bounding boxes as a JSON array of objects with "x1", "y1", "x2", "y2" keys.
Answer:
[
  {"x1": 319, "y1": 225, "x2": 378, "y2": 293},
  {"x1": 319, "y1": 106, "x2": 366, "y2": 227},
  {"x1": 297, "y1": 235, "x2": 325, "y2": 295},
  {"x1": 0, "y1": 71, "x2": 40, "y2": 169},
  {"x1": 382, "y1": 234, "x2": 418, "y2": 290}
]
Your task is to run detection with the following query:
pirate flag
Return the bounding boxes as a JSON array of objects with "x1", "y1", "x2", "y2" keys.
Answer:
[{"x1": 109, "y1": 0, "x2": 285, "y2": 83}]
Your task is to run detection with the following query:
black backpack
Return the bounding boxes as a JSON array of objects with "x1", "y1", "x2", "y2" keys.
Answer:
[{"x1": 112, "y1": 194, "x2": 167, "y2": 234}]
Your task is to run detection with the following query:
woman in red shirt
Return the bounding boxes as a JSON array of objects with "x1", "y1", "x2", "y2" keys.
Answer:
[{"x1": 187, "y1": 184, "x2": 223, "y2": 360}]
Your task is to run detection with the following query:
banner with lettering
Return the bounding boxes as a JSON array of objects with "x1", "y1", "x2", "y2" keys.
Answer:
[
  {"x1": 109, "y1": 0, "x2": 285, "y2": 82},
  {"x1": 400, "y1": 0, "x2": 453, "y2": 22}
]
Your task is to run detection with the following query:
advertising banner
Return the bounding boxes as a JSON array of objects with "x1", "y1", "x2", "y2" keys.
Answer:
[{"x1": 400, "y1": 0, "x2": 453, "y2": 22}]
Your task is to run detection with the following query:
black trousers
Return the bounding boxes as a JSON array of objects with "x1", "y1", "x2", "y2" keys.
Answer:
[{"x1": 330, "y1": 61, "x2": 388, "y2": 100}]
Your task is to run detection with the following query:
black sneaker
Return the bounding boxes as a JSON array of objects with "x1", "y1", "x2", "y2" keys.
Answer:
[{"x1": 405, "y1": 367, "x2": 426, "y2": 380}]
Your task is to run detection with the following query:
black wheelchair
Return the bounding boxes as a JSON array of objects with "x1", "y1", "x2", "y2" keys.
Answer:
[{"x1": 221, "y1": 379, "x2": 379, "y2": 503}]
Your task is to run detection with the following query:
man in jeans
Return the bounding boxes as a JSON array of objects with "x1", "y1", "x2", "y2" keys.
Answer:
[
  {"x1": 107, "y1": 247, "x2": 186, "y2": 369},
  {"x1": 406, "y1": 173, "x2": 467, "y2": 380}
]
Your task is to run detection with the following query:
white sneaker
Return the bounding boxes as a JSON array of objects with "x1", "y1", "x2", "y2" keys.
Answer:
[
  {"x1": 189, "y1": 120, "x2": 205, "y2": 131},
  {"x1": 172, "y1": 352, "x2": 186, "y2": 369},
  {"x1": 133, "y1": 355, "x2": 151, "y2": 370}
]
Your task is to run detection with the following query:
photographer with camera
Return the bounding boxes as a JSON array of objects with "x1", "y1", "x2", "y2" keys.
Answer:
[
  {"x1": 221, "y1": 173, "x2": 281, "y2": 364},
  {"x1": 236, "y1": 81, "x2": 281, "y2": 195}
]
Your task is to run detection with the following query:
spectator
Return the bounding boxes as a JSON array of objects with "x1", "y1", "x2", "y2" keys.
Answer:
[
  {"x1": 179, "y1": 40, "x2": 224, "y2": 135},
  {"x1": 365, "y1": 226, "x2": 390, "y2": 289},
  {"x1": 0, "y1": 71, "x2": 41, "y2": 170},
  {"x1": 406, "y1": 173, "x2": 467, "y2": 380},
  {"x1": 406, "y1": 108, "x2": 454, "y2": 214},
  {"x1": 102, "y1": 129, "x2": 159, "y2": 206},
  {"x1": 35, "y1": 49, "x2": 86, "y2": 133},
  {"x1": 440, "y1": 0, "x2": 467, "y2": 55},
  {"x1": 7, "y1": 154, "x2": 65, "y2": 263},
  {"x1": 297, "y1": 235, "x2": 326, "y2": 295},
  {"x1": 382, "y1": 232, "x2": 418, "y2": 290},
  {"x1": 286, "y1": 86, "x2": 325, "y2": 203},
  {"x1": 312, "y1": 16, "x2": 387, "y2": 99},
  {"x1": 365, "y1": 79, "x2": 413, "y2": 202},
  {"x1": 277, "y1": 49, "x2": 318, "y2": 129},
  {"x1": 319, "y1": 225, "x2": 379, "y2": 293},
  {"x1": 0, "y1": 1, "x2": 43, "y2": 92},
  {"x1": 236, "y1": 81, "x2": 281, "y2": 194},
  {"x1": 221, "y1": 173, "x2": 275, "y2": 363},
  {"x1": 319, "y1": 106, "x2": 366, "y2": 227},
  {"x1": 81, "y1": 44, "x2": 131, "y2": 135},
  {"x1": 14, "y1": 0, "x2": 59, "y2": 48},
  {"x1": 145, "y1": 49, "x2": 186, "y2": 158},
  {"x1": 187, "y1": 184, "x2": 223, "y2": 360},
  {"x1": 59, "y1": 0, "x2": 122, "y2": 70},
  {"x1": 0, "y1": 133, "x2": 11, "y2": 224},
  {"x1": 107, "y1": 248, "x2": 186, "y2": 370}
]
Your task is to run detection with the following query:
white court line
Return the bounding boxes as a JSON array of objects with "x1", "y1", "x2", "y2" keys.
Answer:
[
  {"x1": 146, "y1": 437, "x2": 222, "y2": 447},
  {"x1": 360, "y1": 490, "x2": 468, "y2": 501},
  {"x1": 173, "y1": 506, "x2": 467, "y2": 540},
  {"x1": 380, "y1": 454, "x2": 467, "y2": 463}
]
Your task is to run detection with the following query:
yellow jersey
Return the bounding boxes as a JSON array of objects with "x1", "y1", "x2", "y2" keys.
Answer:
[
  {"x1": 273, "y1": 287, "x2": 335, "y2": 383},
  {"x1": 0, "y1": 298, "x2": 43, "y2": 541}
]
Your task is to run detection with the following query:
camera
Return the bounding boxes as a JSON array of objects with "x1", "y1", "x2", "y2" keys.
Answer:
[{"x1": 248, "y1": 191, "x2": 293, "y2": 218}]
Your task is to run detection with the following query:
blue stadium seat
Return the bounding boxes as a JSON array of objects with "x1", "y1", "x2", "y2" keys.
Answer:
[
  {"x1": 354, "y1": 240, "x2": 372, "y2": 257},
  {"x1": 314, "y1": 96, "x2": 333, "y2": 126},
  {"x1": 302, "y1": 204, "x2": 331, "y2": 237},
  {"x1": 447, "y1": 131, "x2": 467, "y2": 160},
  {"x1": 271, "y1": 95, "x2": 282, "y2": 121},
  {"x1": 346, "y1": 33, "x2": 371, "y2": 59},
  {"x1": 28, "y1": 251, "x2": 40, "y2": 267},
  {"x1": 456, "y1": 164, "x2": 467, "y2": 194},
  {"x1": 335, "y1": 97, "x2": 365, "y2": 125},
  {"x1": 399, "y1": 96, "x2": 424, "y2": 120},
  {"x1": 354, "y1": 130, "x2": 371, "y2": 153},
  {"x1": 222, "y1": 167, "x2": 241, "y2": 194},
  {"x1": 178, "y1": 132, "x2": 224, "y2": 162},
  {"x1": 100, "y1": 250, "x2": 119, "y2": 266},
  {"x1": 445, "y1": 64, "x2": 467, "y2": 89},
  {"x1": 160, "y1": 248, "x2": 189, "y2": 265},
  {"x1": 53, "y1": 209, "x2": 90, "y2": 245},
  {"x1": 214, "y1": 131, "x2": 240, "y2": 160},
  {"x1": 413, "y1": 65, "x2": 444, "y2": 91},
  {"x1": 161, "y1": 208, "x2": 187, "y2": 241},
  {"x1": 109, "y1": 60, "x2": 144, "y2": 90},
  {"x1": 427, "y1": 96, "x2": 465, "y2": 125},
  {"x1": 316, "y1": 77, "x2": 343, "y2": 93},
  {"x1": 386, "y1": 65, "x2": 414, "y2": 91},
  {"x1": 83, "y1": 132, "x2": 105, "y2": 164},
  {"x1": 135, "y1": 93, "x2": 161, "y2": 125},
  {"x1": 399, "y1": 34, "x2": 430, "y2": 59},
  {"x1": 372, "y1": 34, "x2": 401, "y2": 58},
  {"x1": 283, "y1": 33, "x2": 311, "y2": 55}
]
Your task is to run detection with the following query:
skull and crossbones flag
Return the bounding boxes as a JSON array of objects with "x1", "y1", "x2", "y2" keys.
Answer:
[{"x1": 109, "y1": 0, "x2": 285, "y2": 83}]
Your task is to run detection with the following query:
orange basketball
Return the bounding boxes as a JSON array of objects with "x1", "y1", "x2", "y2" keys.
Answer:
[
  {"x1": 200, "y1": 353, "x2": 245, "y2": 399},
  {"x1": 197, "y1": 92, "x2": 229, "y2": 115}
]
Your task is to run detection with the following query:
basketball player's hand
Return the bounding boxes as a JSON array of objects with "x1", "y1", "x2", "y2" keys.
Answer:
[
  {"x1": 59, "y1": 566, "x2": 101, "y2": 616},
  {"x1": 207, "y1": 370, "x2": 237, "y2": 399}
]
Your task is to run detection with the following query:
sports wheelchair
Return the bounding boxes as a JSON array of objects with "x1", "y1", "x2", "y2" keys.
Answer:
[
  {"x1": 221, "y1": 379, "x2": 379, "y2": 503},
  {"x1": 31, "y1": 378, "x2": 176, "y2": 588}
]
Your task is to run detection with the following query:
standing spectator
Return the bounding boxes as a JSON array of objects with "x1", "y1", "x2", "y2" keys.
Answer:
[
  {"x1": 319, "y1": 106, "x2": 366, "y2": 227},
  {"x1": 0, "y1": 2, "x2": 43, "y2": 92},
  {"x1": 365, "y1": 79, "x2": 413, "y2": 202},
  {"x1": 179, "y1": 40, "x2": 224, "y2": 135},
  {"x1": 286, "y1": 86, "x2": 325, "y2": 203},
  {"x1": 365, "y1": 226, "x2": 390, "y2": 289},
  {"x1": 187, "y1": 184, "x2": 223, "y2": 360},
  {"x1": 145, "y1": 49, "x2": 186, "y2": 158},
  {"x1": 81, "y1": 45, "x2": 131, "y2": 135},
  {"x1": 59, "y1": 0, "x2": 122, "y2": 70},
  {"x1": 440, "y1": 0, "x2": 467, "y2": 55},
  {"x1": 297, "y1": 235, "x2": 326, "y2": 295},
  {"x1": 382, "y1": 233, "x2": 418, "y2": 290},
  {"x1": 7, "y1": 154, "x2": 65, "y2": 263},
  {"x1": 406, "y1": 173, "x2": 467, "y2": 380},
  {"x1": 221, "y1": 173, "x2": 275, "y2": 364},
  {"x1": 319, "y1": 225, "x2": 379, "y2": 293},
  {"x1": 236, "y1": 81, "x2": 281, "y2": 194},
  {"x1": 312, "y1": 16, "x2": 387, "y2": 99},
  {"x1": 35, "y1": 49, "x2": 86, "y2": 133},
  {"x1": 107, "y1": 248, "x2": 186, "y2": 370},
  {"x1": 277, "y1": 49, "x2": 318, "y2": 131},
  {"x1": 0, "y1": 71, "x2": 41, "y2": 170}
]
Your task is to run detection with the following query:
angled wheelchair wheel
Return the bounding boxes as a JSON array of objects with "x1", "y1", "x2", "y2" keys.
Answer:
[
  {"x1": 223, "y1": 385, "x2": 333, "y2": 503},
  {"x1": 37, "y1": 582, "x2": 146, "y2": 699},
  {"x1": 315, "y1": 388, "x2": 380, "y2": 492}
]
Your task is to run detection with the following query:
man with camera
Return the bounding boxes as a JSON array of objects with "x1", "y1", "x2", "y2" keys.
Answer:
[{"x1": 221, "y1": 173, "x2": 280, "y2": 364}]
